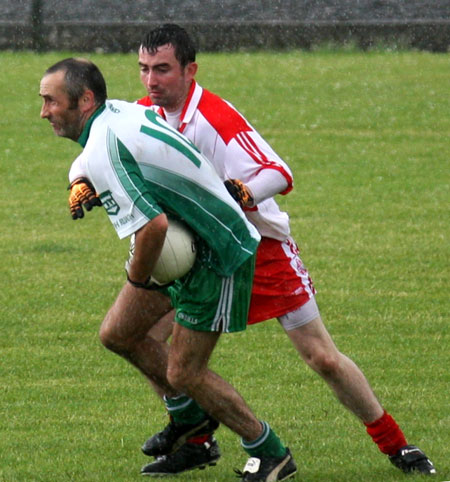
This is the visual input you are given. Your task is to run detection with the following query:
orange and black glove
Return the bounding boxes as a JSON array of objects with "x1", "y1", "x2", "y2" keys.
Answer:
[
  {"x1": 224, "y1": 179, "x2": 254, "y2": 208},
  {"x1": 68, "y1": 177, "x2": 102, "y2": 220}
]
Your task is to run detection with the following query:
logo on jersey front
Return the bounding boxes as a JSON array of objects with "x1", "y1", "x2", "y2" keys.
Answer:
[{"x1": 100, "y1": 190, "x2": 120, "y2": 215}]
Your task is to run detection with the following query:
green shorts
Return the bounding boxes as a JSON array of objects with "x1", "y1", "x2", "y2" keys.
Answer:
[{"x1": 168, "y1": 251, "x2": 255, "y2": 333}]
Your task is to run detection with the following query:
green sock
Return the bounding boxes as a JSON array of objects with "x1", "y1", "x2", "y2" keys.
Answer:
[
  {"x1": 163, "y1": 395, "x2": 206, "y2": 425},
  {"x1": 241, "y1": 422, "x2": 286, "y2": 457},
  {"x1": 241, "y1": 421, "x2": 287, "y2": 458}
]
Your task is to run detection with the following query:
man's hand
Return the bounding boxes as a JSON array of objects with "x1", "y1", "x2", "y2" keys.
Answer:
[
  {"x1": 68, "y1": 177, "x2": 102, "y2": 220},
  {"x1": 224, "y1": 179, "x2": 254, "y2": 208}
]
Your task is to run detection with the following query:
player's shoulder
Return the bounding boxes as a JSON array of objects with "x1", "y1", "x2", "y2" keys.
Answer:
[
  {"x1": 90, "y1": 100, "x2": 147, "y2": 148},
  {"x1": 197, "y1": 88, "x2": 251, "y2": 144},
  {"x1": 102, "y1": 100, "x2": 148, "y2": 125},
  {"x1": 107, "y1": 99, "x2": 142, "y2": 112}
]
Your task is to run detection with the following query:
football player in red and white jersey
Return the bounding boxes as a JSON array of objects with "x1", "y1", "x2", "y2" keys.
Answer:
[{"x1": 135, "y1": 24, "x2": 435, "y2": 478}]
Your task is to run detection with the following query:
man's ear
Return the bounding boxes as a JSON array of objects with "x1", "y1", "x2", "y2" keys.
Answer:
[
  {"x1": 79, "y1": 89, "x2": 96, "y2": 112},
  {"x1": 186, "y1": 62, "x2": 198, "y2": 81}
]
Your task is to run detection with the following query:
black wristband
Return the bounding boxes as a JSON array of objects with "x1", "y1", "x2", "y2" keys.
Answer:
[{"x1": 126, "y1": 273, "x2": 154, "y2": 290}]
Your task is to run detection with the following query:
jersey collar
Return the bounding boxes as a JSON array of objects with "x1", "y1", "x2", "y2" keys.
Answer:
[
  {"x1": 77, "y1": 104, "x2": 106, "y2": 147},
  {"x1": 156, "y1": 81, "x2": 203, "y2": 133},
  {"x1": 178, "y1": 81, "x2": 202, "y2": 132}
]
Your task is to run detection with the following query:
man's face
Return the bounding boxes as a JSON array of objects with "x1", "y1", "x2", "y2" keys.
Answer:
[
  {"x1": 39, "y1": 70, "x2": 84, "y2": 140},
  {"x1": 138, "y1": 44, "x2": 197, "y2": 112}
]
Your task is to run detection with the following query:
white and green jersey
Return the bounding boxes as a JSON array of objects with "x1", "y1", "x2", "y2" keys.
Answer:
[{"x1": 69, "y1": 100, "x2": 260, "y2": 277}]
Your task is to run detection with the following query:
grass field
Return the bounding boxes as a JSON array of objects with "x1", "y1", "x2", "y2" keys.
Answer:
[{"x1": 0, "y1": 49, "x2": 449, "y2": 481}]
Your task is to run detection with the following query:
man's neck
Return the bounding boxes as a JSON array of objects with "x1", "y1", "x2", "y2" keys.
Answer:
[
  {"x1": 77, "y1": 103, "x2": 106, "y2": 147},
  {"x1": 164, "y1": 106, "x2": 183, "y2": 129},
  {"x1": 162, "y1": 80, "x2": 193, "y2": 113}
]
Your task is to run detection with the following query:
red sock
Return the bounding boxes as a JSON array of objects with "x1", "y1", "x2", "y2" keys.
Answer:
[
  {"x1": 365, "y1": 411, "x2": 407, "y2": 456},
  {"x1": 187, "y1": 434, "x2": 211, "y2": 445}
]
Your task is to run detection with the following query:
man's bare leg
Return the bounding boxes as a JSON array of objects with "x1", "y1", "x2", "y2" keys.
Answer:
[
  {"x1": 99, "y1": 283, "x2": 177, "y2": 397},
  {"x1": 167, "y1": 323, "x2": 263, "y2": 441},
  {"x1": 284, "y1": 315, "x2": 383, "y2": 422},
  {"x1": 145, "y1": 309, "x2": 175, "y2": 398}
]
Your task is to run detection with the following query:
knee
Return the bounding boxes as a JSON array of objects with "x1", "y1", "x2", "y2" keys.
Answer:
[
  {"x1": 166, "y1": 363, "x2": 186, "y2": 392},
  {"x1": 306, "y1": 349, "x2": 342, "y2": 378},
  {"x1": 167, "y1": 362, "x2": 202, "y2": 394},
  {"x1": 99, "y1": 317, "x2": 131, "y2": 356}
]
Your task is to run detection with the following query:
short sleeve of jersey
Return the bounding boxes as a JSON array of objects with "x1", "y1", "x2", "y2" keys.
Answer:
[
  {"x1": 68, "y1": 153, "x2": 88, "y2": 184},
  {"x1": 82, "y1": 125, "x2": 162, "y2": 239}
]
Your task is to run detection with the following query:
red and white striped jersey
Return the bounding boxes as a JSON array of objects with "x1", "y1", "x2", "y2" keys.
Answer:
[{"x1": 138, "y1": 81, "x2": 294, "y2": 241}]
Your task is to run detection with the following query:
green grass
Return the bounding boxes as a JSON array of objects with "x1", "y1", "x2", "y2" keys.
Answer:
[{"x1": 0, "y1": 49, "x2": 449, "y2": 481}]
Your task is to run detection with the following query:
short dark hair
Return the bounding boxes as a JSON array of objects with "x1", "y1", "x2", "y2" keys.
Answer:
[
  {"x1": 140, "y1": 24, "x2": 196, "y2": 67},
  {"x1": 45, "y1": 58, "x2": 107, "y2": 108}
]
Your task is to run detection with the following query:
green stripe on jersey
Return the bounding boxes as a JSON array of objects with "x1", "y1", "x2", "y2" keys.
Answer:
[
  {"x1": 106, "y1": 126, "x2": 258, "y2": 277},
  {"x1": 138, "y1": 163, "x2": 257, "y2": 276},
  {"x1": 106, "y1": 127, "x2": 161, "y2": 221},
  {"x1": 141, "y1": 124, "x2": 201, "y2": 168},
  {"x1": 141, "y1": 110, "x2": 202, "y2": 166}
]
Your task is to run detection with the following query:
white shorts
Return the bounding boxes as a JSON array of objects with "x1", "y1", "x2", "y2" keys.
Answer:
[{"x1": 278, "y1": 296, "x2": 320, "y2": 331}]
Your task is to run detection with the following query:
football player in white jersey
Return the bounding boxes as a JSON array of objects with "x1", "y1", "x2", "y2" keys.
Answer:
[{"x1": 40, "y1": 58, "x2": 298, "y2": 481}]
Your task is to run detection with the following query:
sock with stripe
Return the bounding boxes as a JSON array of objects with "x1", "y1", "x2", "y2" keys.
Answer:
[
  {"x1": 163, "y1": 394, "x2": 207, "y2": 425},
  {"x1": 241, "y1": 421, "x2": 287, "y2": 458}
]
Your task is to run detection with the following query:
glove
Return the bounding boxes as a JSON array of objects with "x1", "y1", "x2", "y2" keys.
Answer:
[
  {"x1": 224, "y1": 179, "x2": 254, "y2": 208},
  {"x1": 68, "y1": 177, "x2": 102, "y2": 220}
]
